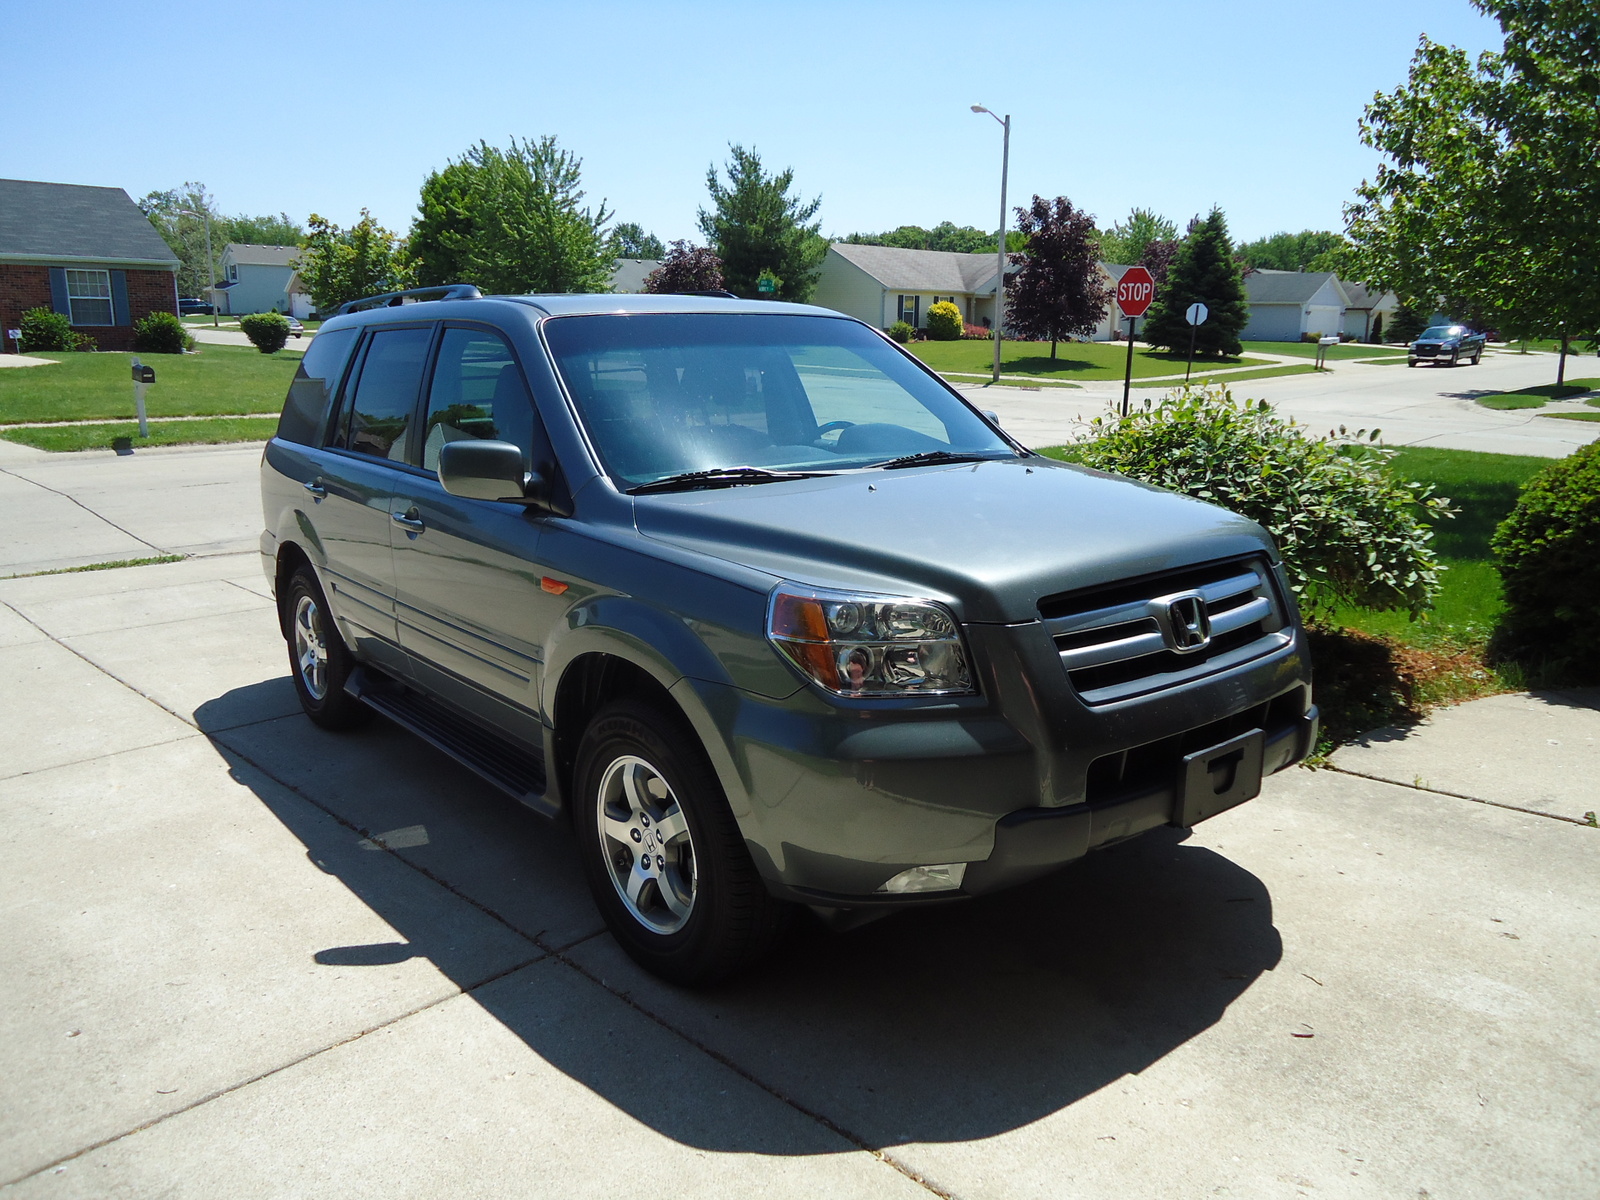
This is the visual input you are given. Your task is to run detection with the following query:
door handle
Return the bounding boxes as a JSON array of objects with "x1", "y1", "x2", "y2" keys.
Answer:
[
  {"x1": 303, "y1": 478, "x2": 326, "y2": 500},
  {"x1": 391, "y1": 509, "x2": 425, "y2": 534}
]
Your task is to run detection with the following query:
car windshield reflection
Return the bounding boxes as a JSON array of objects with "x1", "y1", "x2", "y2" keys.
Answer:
[{"x1": 542, "y1": 313, "x2": 1015, "y2": 488}]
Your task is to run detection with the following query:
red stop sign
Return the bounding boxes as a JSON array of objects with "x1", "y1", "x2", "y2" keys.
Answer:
[{"x1": 1116, "y1": 266, "x2": 1156, "y2": 318}]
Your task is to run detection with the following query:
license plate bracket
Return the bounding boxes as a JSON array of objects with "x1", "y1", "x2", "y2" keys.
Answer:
[{"x1": 1174, "y1": 728, "x2": 1265, "y2": 827}]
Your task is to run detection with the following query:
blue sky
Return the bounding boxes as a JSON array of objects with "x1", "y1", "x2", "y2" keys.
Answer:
[{"x1": 3, "y1": 1, "x2": 1502, "y2": 246}]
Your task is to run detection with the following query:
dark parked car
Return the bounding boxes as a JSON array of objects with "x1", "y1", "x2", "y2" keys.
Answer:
[
  {"x1": 178, "y1": 297, "x2": 214, "y2": 316},
  {"x1": 260, "y1": 286, "x2": 1318, "y2": 984},
  {"x1": 1409, "y1": 324, "x2": 1486, "y2": 367}
]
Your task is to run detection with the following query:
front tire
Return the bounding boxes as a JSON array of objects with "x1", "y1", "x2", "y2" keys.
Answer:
[
  {"x1": 574, "y1": 700, "x2": 788, "y2": 986},
  {"x1": 284, "y1": 566, "x2": 368, "y2": 730}
]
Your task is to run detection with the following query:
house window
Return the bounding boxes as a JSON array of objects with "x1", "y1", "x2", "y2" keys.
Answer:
[
  {"x1": 228, "y1": 264, "x2": 238, "y2": 281},
  {"x1": 65, "y1": 269, "x2": 113, "y2": 326},
  {"x1": 897, "y1": 295, "x2": 920, "y2": 326}
]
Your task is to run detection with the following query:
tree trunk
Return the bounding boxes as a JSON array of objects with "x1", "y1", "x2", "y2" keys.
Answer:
[
  {"x1": 1558, "y1": 334, "x2": 1569, "y2": 386},
  {"x1": 1050, "y1": 339, "x2": 1057, "y2": 360}
]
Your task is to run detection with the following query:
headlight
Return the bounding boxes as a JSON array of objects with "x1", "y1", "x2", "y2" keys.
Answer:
[{"x1": 767, "y1": 584, "x2": 974, "y2": 697}]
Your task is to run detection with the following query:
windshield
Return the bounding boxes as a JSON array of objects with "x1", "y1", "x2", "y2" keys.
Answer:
[
  {"x1": 542, "y1": 313, "x2": 1015, "y2": 487},
  {"x1": 1420, "y1": 326, "x2": 1464, "y2": 339}
]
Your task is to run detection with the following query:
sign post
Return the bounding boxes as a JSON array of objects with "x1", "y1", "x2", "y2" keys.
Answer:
[
  {"x1": 1115, "y1": 266, "x2": 1155, "y2": 416},
  {"x1": 6, "y1": 328, "x2": 19, "y2": 355},
  {"x1": 1184, "y1": 302, "x2": 1209, "y2": 382}
]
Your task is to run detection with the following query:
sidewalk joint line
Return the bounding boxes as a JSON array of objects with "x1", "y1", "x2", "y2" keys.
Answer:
[
  {"x1": 1326, "y1": 764, "x2": 1594, "y2": 826},
  {"x1": 0, "y1": 464, "x2": 167, "y2": 556}
]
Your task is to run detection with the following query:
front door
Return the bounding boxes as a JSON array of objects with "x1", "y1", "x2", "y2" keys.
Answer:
[{"x1": 389, "y1": 325, "x2": 565, "y2": 747}]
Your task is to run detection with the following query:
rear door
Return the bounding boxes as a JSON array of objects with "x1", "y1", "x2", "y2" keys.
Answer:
[
  {"x1": 314, "y1": 322, "x2": 436, "y2": 672},
  {"x1": 388, "y1": 323, "x2": 565, "y2": 745}
]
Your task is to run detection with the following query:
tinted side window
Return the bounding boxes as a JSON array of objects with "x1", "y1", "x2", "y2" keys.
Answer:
[
  {"x1": 420, "y1": 328, "x2": 536, "y2": 471},
  {"x1": 276, "y1": 327, "x2": 356, "y2": 445},
  {"x1": 330, "y1": 326, "x2": 433, "y2": 461}
]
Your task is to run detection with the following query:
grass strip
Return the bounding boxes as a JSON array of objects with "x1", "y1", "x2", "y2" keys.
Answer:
[
  {"x1": 0, "y1": 344, "x2": 300, "y2": 423},
  {"x1": 940, "y1": 373, "x2": 1081, "y2": 390},
  {"x1": 5, "y1": 554, "x2": 186, "y2": 580},
  {"x1": 1475, "y1": 378, "x2": 1600, "y2": 410},
  {"x1": 911, "y1": 338, "x2": 1271, "y2": 381},
  {"x1": 1182, "y1": 364, "x2": 1320, "y2": 386},
  {"x1": 1540, "y1": 412, "x2": 1600, "y2": 422},
  {"x1": 1, "y1": 416, "x2": 279, "y2": 452}
]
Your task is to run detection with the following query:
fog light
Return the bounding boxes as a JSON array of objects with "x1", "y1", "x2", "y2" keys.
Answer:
[{"x1": 878, "y1": 863, "x2": 967, "y2": 894}]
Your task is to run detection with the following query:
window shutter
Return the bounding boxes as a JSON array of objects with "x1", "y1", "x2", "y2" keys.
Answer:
[
  {"x1": 111, "y1": 271, "x2": 130, "y2": 326},
  {"x1": 48, "y1": 268, "x2": 70, "y2": 317}
]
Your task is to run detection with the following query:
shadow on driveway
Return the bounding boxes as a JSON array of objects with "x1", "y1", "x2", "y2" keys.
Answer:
[{"x1": 199, "y1": 679, "x2": 1283, "y2": 1152}]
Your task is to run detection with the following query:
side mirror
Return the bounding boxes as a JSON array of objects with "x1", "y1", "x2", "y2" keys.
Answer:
[
  {"x1": 438, "y1": 440, "x2": 538, "y2": 503},
  {"x1": 981, "y1": 409, "x2": 1000, "y2": 426}
]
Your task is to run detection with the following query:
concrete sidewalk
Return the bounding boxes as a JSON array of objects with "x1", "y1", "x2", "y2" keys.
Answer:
[{"x1": 1, "y1": 551, "x2": 1596, "y2": 1198}]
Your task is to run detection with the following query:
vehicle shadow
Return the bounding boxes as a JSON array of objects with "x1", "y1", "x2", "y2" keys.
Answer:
[{"x1": 199, "y1": 680, "x2": 1283, "y2": 1152}]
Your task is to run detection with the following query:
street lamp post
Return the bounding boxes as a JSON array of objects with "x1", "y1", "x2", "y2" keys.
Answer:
[
  {"x1": 176, "y1": 207, "x2": 218, "y2": 327},
  {"x1": 971, "y1": 105, "x2": 1010, "y2": 383}
]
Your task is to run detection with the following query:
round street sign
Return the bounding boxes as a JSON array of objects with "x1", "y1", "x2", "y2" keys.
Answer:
[
  {"x1": 1186, "y1": 302, "x2": 1209, "y2": 326},
  {"x1": 1116, "y1": 265, "x2": 1156, "y2": 318}
]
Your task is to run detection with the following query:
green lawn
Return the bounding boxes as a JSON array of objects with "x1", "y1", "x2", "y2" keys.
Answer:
[
  {"x1": 1474, "y1": 378, "x2": 1600, "y2": 410},
  {"x1": 0, "y1": 416, "x2": 280, "y2": 452},
  {"x1": 1184, "y1": 364, "x2": 1320, "y2": 386},
  {"x1": 1542, "y1": 412, "x2": 1600, "y2": 422},
  {"x1": 910, "y1": 339, "x2": 1271, "y2": 381},
  {"x1": 1332, "y1": 447, "x2": 1549, "y2": 642},
  {"x1": 1241, "y1": 340, "x2": 1406, "y2": 362},
  {"x1": 0, "y1": 345, "x2": 299, "y2": 423}
]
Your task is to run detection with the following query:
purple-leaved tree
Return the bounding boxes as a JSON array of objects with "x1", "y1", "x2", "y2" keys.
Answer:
[
  {"x1": 645, "y1": 241, "x2": 726, "y2": 294},
  {"x1": 1005, "y1": 196, "x2": 1111, "y2": 359}
]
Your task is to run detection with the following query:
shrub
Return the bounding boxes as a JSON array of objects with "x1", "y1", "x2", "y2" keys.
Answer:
[
  {"x1": 1074, "y1": 384, "x2": 1452, "y2": 617},
  {"x1": 925, "y1": 300, "x2": 963, "y2": 341},
  {"x1": 887, "y1": 320, "x2": 914, "y2": 344},
  {"x1": 17, "y1": 307, "x2": 92, "y2": 352},
  {"x1": 1370, "y1": 313, "x2": 1385, "y2": 343},
  {"x1": 240, "y1": 311, "x2": 291, "y2": 354},
  {"x1": 962, "y1": 322, "x2": 990, "y2": 339},
  {"x1": 132, "y1": 310, "x2": 192, "y2": 354},
  {"x1": 1490, "y1": 441, "x2": 1600, "y2": 678}
]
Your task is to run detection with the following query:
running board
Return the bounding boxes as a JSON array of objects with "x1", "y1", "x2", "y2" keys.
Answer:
[{"x1": 345, "y1": 667, "x2": 556, "y2": 818}]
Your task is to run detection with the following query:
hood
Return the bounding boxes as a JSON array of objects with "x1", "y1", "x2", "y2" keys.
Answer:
[{"x1": 632, "y1": 457, "x2": 1275, "y2": 624}]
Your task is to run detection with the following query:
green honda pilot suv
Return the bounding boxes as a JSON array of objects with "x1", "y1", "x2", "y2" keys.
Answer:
[{"x1": 261, "y1": 286, "x2": 1317, "y2": 984}]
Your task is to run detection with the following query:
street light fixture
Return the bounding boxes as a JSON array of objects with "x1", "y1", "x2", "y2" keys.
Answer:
[
  {"x1": 971, "y1": 104, "x2": 1010, "y2": 383},
  {"x1": 175, "y1": 207, "x2": 218, "y2": 327}
]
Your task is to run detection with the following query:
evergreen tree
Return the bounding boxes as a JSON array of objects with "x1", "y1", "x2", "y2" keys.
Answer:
[
  {"x1": 698, "y1": 145, "x2": 826, "y2": 301},
  {"x1": 1003, "y1": 195, "x2": 1110, "y2": 358},
  {"x1": 645, "y1": 242, "x2": 725, "y2": 293},
  {"x1": 1140, "y1": 208, "x2": 1249, "y2": 356}
]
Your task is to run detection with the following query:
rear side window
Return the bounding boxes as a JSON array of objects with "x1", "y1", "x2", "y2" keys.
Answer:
[
  {"x1": 420, "y1": 327, "x2": 536, "y2": 471},
  {"x1": 276, "y1": 328, "x2": 357, "y2": 445},
  {"x1": 329, "y1": 326, "x2": 433, "y2": 461}
]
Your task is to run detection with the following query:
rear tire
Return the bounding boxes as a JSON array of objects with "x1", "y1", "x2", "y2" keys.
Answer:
[
  {"x1": 284, "y1": 566, "x2": 368, "y2": 731},
  {"x1": 574, "y1": 699, "x2": 788, "y2": 986}
]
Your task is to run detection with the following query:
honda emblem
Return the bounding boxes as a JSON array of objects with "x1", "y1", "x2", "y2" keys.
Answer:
[{"x1": 1163, "y1": 593, "x2": 1211, "y2": 653}]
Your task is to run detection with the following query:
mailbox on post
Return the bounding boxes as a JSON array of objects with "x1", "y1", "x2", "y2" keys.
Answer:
[
  {"x1": 1314, "y1": 334, "x2": 1339, "y2": 370},
  {"x1": 130, "y1": 359, "x2": 155, "y2": 439}
]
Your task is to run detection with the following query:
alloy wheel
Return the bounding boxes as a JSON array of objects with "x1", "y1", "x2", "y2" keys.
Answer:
[
  {"x1": 293, "y1": 593, "x2": 329, "y2": 701},
  {"x1": 596, "y1": 754, "x2": 698, "y2": 935}
]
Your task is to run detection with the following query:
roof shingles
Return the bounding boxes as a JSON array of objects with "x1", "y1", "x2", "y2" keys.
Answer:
[{"x1": 0, "y1": 178, "x2": 179, "y2": 266}]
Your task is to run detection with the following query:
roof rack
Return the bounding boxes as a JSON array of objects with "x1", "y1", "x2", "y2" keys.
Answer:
[
  {"x1": 682, "y1": 289, "x2": 739, "y2": 299},
  {"x1": 335, "y1": 284, "x2": 481, "y2": 316}
]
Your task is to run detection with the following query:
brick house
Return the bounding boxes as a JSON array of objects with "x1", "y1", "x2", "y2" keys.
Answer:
[{"x1": 0, "y1": 178, "x2": 180, "y2": 352}]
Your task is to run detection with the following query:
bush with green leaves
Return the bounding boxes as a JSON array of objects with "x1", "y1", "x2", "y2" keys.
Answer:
[
  {"x1": 1073, "y1": 385, "x2": 1452, "y2": 617},
  {"x1": 925, "y1": 300, "x2": 963, "y2": 341},
  {"x1": 132, "y1": 310, "x2": 192, "y2": 354},
  {"x1": 1490, "y1": 440, "x2": 1600, "y2": 678},
  {"x1": 18, "y1": 307, "x2": 92, "y2": 352},
  {"x1": 240, "y1": 311, "x2": 291, "y2": 354},
  {"x1": 887, "y1": 320, "x2": 914, "y2": 344}
]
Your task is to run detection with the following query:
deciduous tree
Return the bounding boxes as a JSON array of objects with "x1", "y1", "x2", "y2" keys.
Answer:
[
  {"x1": 645, "y1": 242, "x2": 725, "y2": 293},
  {"x1": 1096, "y1": 208, "x2": 1177, "y2": 267},
  {"x1": 609, "y1": 222, "x2": 666, "y2": 260},
  {"x1": 1344, "y1": 0, "x2": 1600, "y2": 374},
  {"x1": 1140, "y1": 208, "x2": 1250, "y2": 356},
  {"x1": 1003, "y1": 195, "x2": 1111, "y2": 358},
  {"x1": 297, "y1": 210, "x2": 410, "y2": 313},
  {"x1": 1235, "y1": 230, "x2": 1347, "y2": 273},
  {"x1": 698, "y1": 145, "x2": 826, "y2": 301}
]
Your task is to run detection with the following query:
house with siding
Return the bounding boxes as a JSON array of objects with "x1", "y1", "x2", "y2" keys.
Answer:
[
  {"x1": 1339, "y1": 281, "x2": 1398, "y2": 342},
  {"x1": 1241, "y1": 270, "x2": 1350, "y2": 342},
  {"x1": 0, "y1": 177, "x2": 179, "y2": 351},
  {"x1": 811, "y1": 242, "x2": 1136, "y2": 340},
  {"x1": 210, "y1": 243, "x2": 301, "y2": 315},
  {"x1": 610, "y1": 258, "x2": 662, "y2": 293}
]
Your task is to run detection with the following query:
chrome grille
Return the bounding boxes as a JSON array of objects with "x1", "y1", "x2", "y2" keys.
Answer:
[{"x1": 1041, "y1": 559, "x2": 1291, "y2": 705}]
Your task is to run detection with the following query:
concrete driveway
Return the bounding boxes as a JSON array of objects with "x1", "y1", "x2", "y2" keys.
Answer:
[
  {"x1": 1, "y1": 443, "x2": 1596, "y2": 1197},
  {"x1": 969, "y1": 348, "x2": 1600, "y2": 458}
]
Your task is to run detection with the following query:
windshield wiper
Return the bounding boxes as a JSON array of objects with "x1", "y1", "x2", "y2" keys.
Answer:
[
  {"x1": 627, "y1": 466, "x2": 834, "y2": 495},
  {"x1": 869, "y1": 450, "x2": 1012, "y2": 470}
]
